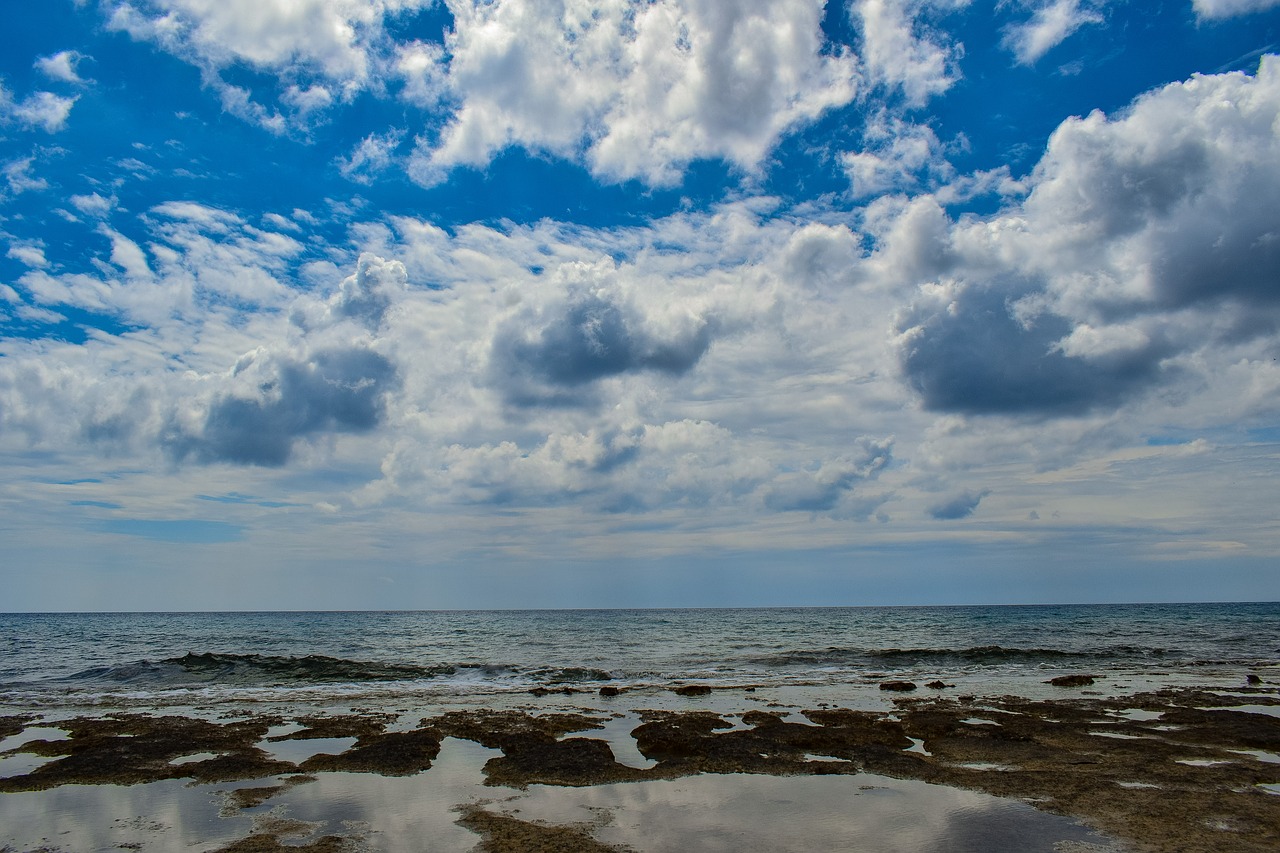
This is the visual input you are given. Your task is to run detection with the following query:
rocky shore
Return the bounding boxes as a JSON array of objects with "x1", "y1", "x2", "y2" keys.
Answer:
[{"x1": 1, "y1": 683, "x2": 1278, "y2": 852}]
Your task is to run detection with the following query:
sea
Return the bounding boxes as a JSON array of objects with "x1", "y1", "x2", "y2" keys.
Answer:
[{"x1": 2, "y1": 602, "x2": 1278, "y2": 713}]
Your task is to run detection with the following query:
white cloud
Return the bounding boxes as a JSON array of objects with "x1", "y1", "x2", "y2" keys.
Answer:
[
  {"x1": 1002, "y1": 0, "x2": 1104, "y2": 65},
  {"x1": 103, "y1": 0, "x2": 436, "y2": 131},
  {"x1": 7, "y1": 243, "x2": 49, "y2": 269},
  {"x1": 395, "y1": 39, "x2": 448, "y2": 108},
  {"x1": 71, "y1": 193, "x2": 117, "y2": 218},
  {"x1": 412, "y1": 0, "x2": 859, "y2": 187},
  {"x1": 2, "y1": 157, "x2": 48, "y2": 196},
  {"x1": 853, "y1": 0, "x2": 966, "y2": 106},
  {"x1": 34, "y1": 50, "x2": 91, "y2": 84},
  {"x1": 895, "y1": 56, "x2": 1280, "y2": 419},
  {"x1": 1192, "y1": 0, "x2": 1280, "y2": 19},
  {"x1": 841, "y1": 116, "x2": 952, "y2": 197},
  {"x1": 105, "y1": 0, "x2": 432, "y2": 89},
  {"x1": 2, "y1": 87, "x2": 78, "y2": 133},
  {"x1": 338, "y1": 129, "x2": 404, "y2": 184}
]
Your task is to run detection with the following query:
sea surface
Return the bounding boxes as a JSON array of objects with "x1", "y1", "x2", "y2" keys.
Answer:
[{"x1": 2, "y1": 603, "x2": 1277, "y2": 711}]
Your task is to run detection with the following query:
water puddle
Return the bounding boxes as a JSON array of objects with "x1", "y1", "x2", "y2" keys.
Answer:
[
  {"x1": 258, "y1": 736, "x2": 359, "y2": 764},
  {"x1": 493, "y1": 771, "x2": 1117, "y2": 852},
  {"x1": 904, "y1": 737, "x2": 932, "y2": 756},
  {"x1": 1107, "y1": 709, "x2": 1163, "y2": 722},
  {"x1": 1216, "y1": 705, "x2": 1280, "y2": 719}
]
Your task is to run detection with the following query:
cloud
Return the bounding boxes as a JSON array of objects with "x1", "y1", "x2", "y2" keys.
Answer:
[
  {"x1": 104, "y1": 0, "x2": 430, "y2": 89},
  {"x1": 412, "y1": 0, "x2": 859, "y2": 187},
  {"x1": 35, "y1": 50, "x2": 91, "y2": 84},
  {"x1": 841, "y1": 115, "x2": 952, "y2": 197},
  {"x1": 70, "y1": 193, "x2": 117, "y2": 218},
  {"x1": 484, "y1": 258, "x2": 718, "y2": 408},
  {"x1": 1, "y1": 86, "x2": 78, "y2": 132},
  {"x1": 7, "y1": 243, "x2": 49, "y2": 269},
  {"x1": 762, "y1": 439, "x2": 893, "y2": 512},
  {"x1": 927, "y1": 489, "x2": 987, "y2": 519},
  {"x1": 895, "y1": 56, "x2": 1280, "y2": 416},
  {"x1": 297, "y1": 251, "x2": 407, "y2": 330},
  {"x1": 163, "y1": 346, "x2": 399, "y2": 466},
  {"x1": 1192, "y1": 0, "x2": 1280, "y2": 19},
  {"x1": 337, "y1": 129, "x2": 404, "y2": 185},
  {"x1": 2, "y1": 157, "x2": 48, "y2": 196},
  {"x1": 1002, "y1": 0, "x2": 1104, "y2": 65},
  {"x1": 102, "y1": 0, "x2": 436, "y2": 132},
  {"x1": 853, "y1": 0, "x2": 965, "y2": 106}
]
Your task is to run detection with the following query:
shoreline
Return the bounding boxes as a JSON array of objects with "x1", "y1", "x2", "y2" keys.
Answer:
[{"x1": 2, "y1": 678, "x2": 1279, "y2": 852}]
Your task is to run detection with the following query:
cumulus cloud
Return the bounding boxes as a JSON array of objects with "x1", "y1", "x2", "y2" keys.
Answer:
[
  {"x1": 413, "y1": 0, "x2": 859, "y2": 187},
  {"x1": 102, "y1": 0, "x2": 435, "y2": 131},
  {"x1": 895, "y1": 56, "x2": 1280, "y2": 416},
  {"x1": 841, "y1": 115, "x2": 951, "y2": 197},
  {"x1": 927, "y1": 488, "x2": 987, "y2": 519},
  {"x1": 104, "y1": 0, "x2": 430, "y2": 89},
  {"x1": 487, "y1": 261, "x2": 715, "y2": 407},
  {"x1": 163, "y1": 346, "x2": 399, "y2": 466},
  {"x1": 1002, "y1": 0, "x2": 1104, "y2": 65},
  {"x1": 294, "y1": 251, "x2": 407, "y2": 330},
  {"x1": 853, "y1": 0, "x2": 964, "y2": 106}
]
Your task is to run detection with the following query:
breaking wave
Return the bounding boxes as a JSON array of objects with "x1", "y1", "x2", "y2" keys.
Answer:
[{"x1": 61, "y1": 652, "x2": 458, "y2": 687}]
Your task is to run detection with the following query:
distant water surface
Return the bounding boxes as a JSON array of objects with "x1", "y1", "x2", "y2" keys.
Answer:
[{"x1": 1, "y1": 603, "x2": 1276, "y2": 708}]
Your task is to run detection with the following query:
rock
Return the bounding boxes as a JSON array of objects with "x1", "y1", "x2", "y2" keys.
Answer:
[
  {"x1": 671, "y1": 684, "x2": 712, "y2": 697},
  {"x1": 879, "y1": 681, "x2": 917, "y2": 692},
  {"x1": 1247, "y1": 674, "x2": 1263, "y2": 685},
  {"x1": 925, "y1": 681, "x2": 952, "y2": 689},
  {"x1": 599, "y1": 686, "x2": 621, "y2": 697},
  {"x1": 1046, "y1": 674, "x2": 1096, "y2": 687}
]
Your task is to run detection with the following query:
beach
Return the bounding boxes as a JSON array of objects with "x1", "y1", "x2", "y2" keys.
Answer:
[{"x1": 1, "y1": 607, "x2": 1278, "y2": 851}]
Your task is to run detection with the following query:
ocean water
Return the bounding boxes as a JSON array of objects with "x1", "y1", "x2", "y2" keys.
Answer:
[{"x1": 1, "y1": 603, "x2": 1277, "y2": 710}]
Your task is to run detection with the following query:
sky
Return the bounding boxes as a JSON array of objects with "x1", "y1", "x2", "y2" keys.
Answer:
[{"x1": 2, "y1": 0, "x2": 1279, "y2": 611}]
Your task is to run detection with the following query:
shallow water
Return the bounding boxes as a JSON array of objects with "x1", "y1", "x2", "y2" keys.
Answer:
[
  {"x1": 499, "y1": 772, "x2": 1115, "y2": 853},
  {"x1": 0, "y1": 725, "x2": 1124, "y2": 853}
]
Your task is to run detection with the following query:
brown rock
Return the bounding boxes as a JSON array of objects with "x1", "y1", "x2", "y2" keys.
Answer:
[
  {"x1": 671, "y1": 684, "x2": 712, "y2": 696},
  {"x1": 1046, "y1": 674, "x2": 1097, "y2": 687},
  {"x1": 879, "y1": 681, "x2": 917, "y2": 692}
]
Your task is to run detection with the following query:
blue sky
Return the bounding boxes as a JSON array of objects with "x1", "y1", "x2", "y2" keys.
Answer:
[{"x1": 2, "y1": 0, "x2": 1279, "y2": 610}]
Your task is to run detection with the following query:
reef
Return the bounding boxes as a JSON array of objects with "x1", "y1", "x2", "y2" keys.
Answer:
[{"x1": 2, "y1": 686, "x2": 1278, "y2": 852}]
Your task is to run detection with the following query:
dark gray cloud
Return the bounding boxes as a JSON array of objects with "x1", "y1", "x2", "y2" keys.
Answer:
[
  {"x1": 489, "y1": 290, "x2": 713, "y2": 407},
  {"x1": 896, "y1": 61, "x2": 1280, "y2": 418},
  {"x1": 927, "y1": 489, "x2": 988, "y2": 520},
  {"x1": 164, "y1": 347, "x2": 398, "y2": 466},
  {"x1": 898, "y1": 283, "x2": 1171, "y2": 415}
]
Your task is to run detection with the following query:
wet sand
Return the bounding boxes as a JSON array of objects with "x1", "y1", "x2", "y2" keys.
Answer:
[{"x1": 2, "y1": 680, "x2": 1279, "y2": 852}]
